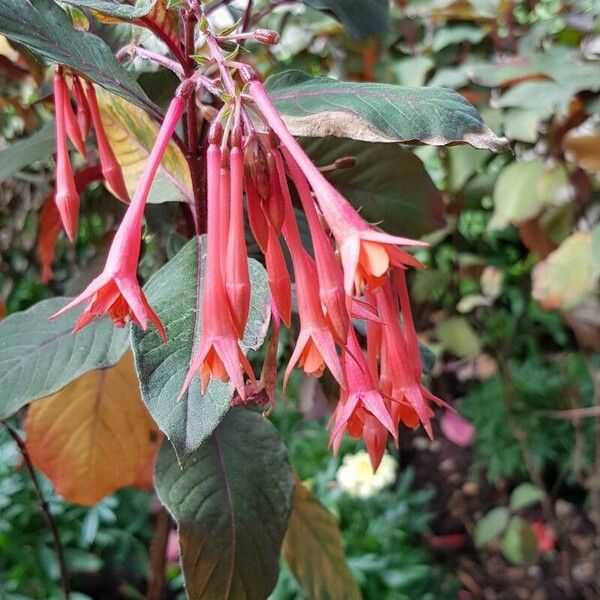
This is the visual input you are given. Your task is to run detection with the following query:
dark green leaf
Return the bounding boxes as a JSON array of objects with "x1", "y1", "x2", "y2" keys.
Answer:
[
  {"x1": 131, "y1": 237, "x2": 270, "y2": 460},
  {"x1": 266, "y1": 70, "x2": 507, "y2": 152},
  {"x1": 283, "y1": 481, "x2": 361, "y2": 600},
  {"x1": 61, "y1": 0, "x2": 156, "y2": 18},
  {"x1": 0, "y1": 297, "x2": 129, "y2": 419},
  {"x1": 0, "y1": 121, "x2": 55, "y2": 183},
  {"x1": 155, "y1": 409, "x2": 294, "y2": 600},
  {"x1": 302, "y1": 0, "x2": 389, "y2": 40},
  {"x1": 0, "y1": 0, "x2": 160, "y2": 118},
  {"x1": 300, "y1": 137, "x2": 444, "y2": 237}
]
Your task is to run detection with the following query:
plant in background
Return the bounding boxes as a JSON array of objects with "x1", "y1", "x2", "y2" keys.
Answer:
[{"x1": 0, "y1": 0, "x2": 507, "y2": 598}]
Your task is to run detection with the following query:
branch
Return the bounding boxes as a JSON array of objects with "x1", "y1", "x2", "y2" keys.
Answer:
[
  {"x1": 1, "y1": 421, "x2": 70, "y2": 599},
  {"x1": 146, "y1": 506, "x2": 172, "y2": 600}
]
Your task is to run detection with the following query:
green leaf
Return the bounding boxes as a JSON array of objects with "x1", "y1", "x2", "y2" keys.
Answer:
[
  {"x1": 0, "y1": 121, "x2": 55, "y2": 183},
  {"x1": 509, "y1": 483, "x2": 542, "y2": 511},
  {"x1": 61, "y1": 0, "x2": 156, "y2": 18},
  {"x1": 435, "y1": 316, "x2": 481, "y2": 358},
  {"x1": 501, "y1": 517, "x2": 537, "y2": 564},
  {"x1": 302, "y1": 0, "x2": 389, "y2": 40},
  {"x1": 131, "y1": 237, "x2": 270, "y2": 459},
  {"x1": 266, "y1": 70, "x2": 507, "y2": 152},
  {"x1": 532, "y1": 232, "x2": 600, "y2": 310},
  {"x1": 0, "y1": 297, "x2": 129, "y2": 419},
  {"x1": 0, "y1": 0, "x2": 159, "y2": 118},
  {"x1": 300, "y1": 137, "x2": 444, "y2": 237},
  {"x1": 489, "y1": 158, "x2": 546, "y2": 229},
  {"x1": 283, "y1": 481, "x2": 362, "y2": 600},
  {"x1": 95, "y1": 86, "x2": 192, "y2": 204},
  {"x1": 474, "y1": 507, "x2": 510, "y2": 548},
  {"x1": 431, "y1": 25, "x2": 486, "y2": 51},
  {"x1": 154, "y1": 409, "x2": 294, "y2": 600}
]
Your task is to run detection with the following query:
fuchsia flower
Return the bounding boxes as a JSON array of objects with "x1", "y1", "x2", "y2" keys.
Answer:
[
  {"x1": 84, "y1": 81, "x2": 130, "y2": 203},
  {"x1": 330, "y1": 328, "x2": 397, "y2": 470},
  {"x1": 180, "y1": 128, "x2": 255, "y2": 400},
  {"x1": 278, "y1": 162, "x2": 345, "y2": 389},
  {"x1": 51, "y1": 92, "x2": 188, "y2": 338},
  {"x1": 53, "y1": 67, "x2": 80, "y2": 242},
  {"x1": 281, "y1": 149, "x2": 349, "y2": 345}
]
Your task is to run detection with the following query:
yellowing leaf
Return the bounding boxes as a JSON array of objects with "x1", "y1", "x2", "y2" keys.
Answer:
[
  {"x1": 489, "y1": 158, "x2": 545, "y2": 229},
  {"x1": 532, "y1": 232, "x2": 600, "y2": 310},
  {"x1": 25, "y1": 352, "x2": 161, "y2": 506},
  {"x1": 95, "y1": 86, "x2": 192, "y2": 204},
  {"x1": 564, "y1": 118, "x2": 600, "y2": 172},
  {"x1": 283, "y1": 481, "x2": 362, "y2": 600}
]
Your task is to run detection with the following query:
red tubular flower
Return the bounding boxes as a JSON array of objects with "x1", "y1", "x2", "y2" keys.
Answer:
[
  {"x1": 180, "y1": 131, "x2": 255, "y2": 400},
  {"x1": 72, "y1": 76, "x2": 91, "y2": 140},
  {"x1": 225, "y1": 142, "x2": 251, "y2": 337},
  {"x1": 84, "y1": 81, "x2": 130, "y2": 203},
  {"x1": 330, "y1": 328, "x2": 397, "y2": 461},
  {"x1": 247, "y1": 80, "x2": 426, "y2": 295},
  {"x1": 62, "y1": 82, "x2": 87, "y2": 158},
  {"x1": 280, "y1": 181, "x2": 345, "y2": 389},
  {"x1": 50, "y1": 94, "x2": 187, "y2": 337},
  {"x1": 53, "y1": 67, "x2": 80, "y2": 242},
  {"x1": 281, "y1": 149, "x2": 349, "y2": 344},
  {"x1": 375, "y1": 281, "x2": 446, "y2": 436}
]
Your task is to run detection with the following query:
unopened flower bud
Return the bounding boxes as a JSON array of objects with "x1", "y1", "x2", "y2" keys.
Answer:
[
  {"x1": 253, "y1": 29, "x2": 280, "y2": 45},
  {"x1": 335, "y1": 156, "x2": 356, "y2": 169}
]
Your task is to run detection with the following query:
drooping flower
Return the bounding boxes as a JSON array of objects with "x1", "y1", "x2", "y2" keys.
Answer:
[
  {"x1": 375, "y1": 281, "x2": 446, "y2": 436},
  {"x1": 330, "y1": 327, "x2": 397, "y2": 469},
  {"x1": 247, "y1": 78, "x2": 426, "y2": 295},
  {"x1": 72, "y1": 76, "x2": 91, "y2": 140},
  {"x1": 180, "y1": 128, "x2": 255, "y2": 400},
  {"x1": 53, "y1": 67, "x2": 80, "y2": 242},
  {"x1": 50, "y1": 93, "x2": 188, "y2": 337},
  {"x1": 279, "y1": 168, "x2": 345, "y2": 389},
  {"x1": 282, "y1": 148, "x2": 349, "y2": 344},
  {"x1": 84, "y1": 81, "x2": 130, "y2": 203}
]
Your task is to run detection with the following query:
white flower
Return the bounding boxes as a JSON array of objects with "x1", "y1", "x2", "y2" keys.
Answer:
[{"x1": 335, "y1": 451, "x2": 398, "y2": 498}]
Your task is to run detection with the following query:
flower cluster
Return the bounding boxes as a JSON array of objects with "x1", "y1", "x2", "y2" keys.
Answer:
[{"x1": 50, "y1": 27, "x2": 445, "y2": 471}]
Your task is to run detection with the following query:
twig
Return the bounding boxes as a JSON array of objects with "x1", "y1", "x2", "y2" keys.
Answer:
[
  {"x1": 146, "y1": 506, "x2": 172, "y2": 600},
  {"x1": 1, "y1": 421, "x2": 70, "y2": 599},
  {"x1": 182, "y1": 9, "x2": 206, "y2": 234}
]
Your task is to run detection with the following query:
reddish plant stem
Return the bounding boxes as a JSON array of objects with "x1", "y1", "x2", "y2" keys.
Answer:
[
  {"x1": 146, "y1": 507, "x2": 172, "y2": 600},
  {"x1": 1, "y1": 421, "x2": 69, "y2": 600},
  {"x1": 182, "y1": 10, "x2": 206, "y2": 234}
]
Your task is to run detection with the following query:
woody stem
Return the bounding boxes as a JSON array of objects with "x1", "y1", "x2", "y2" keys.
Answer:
[{"x1": 183, "y1": 9, "x2": 206, "y2": 234}]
